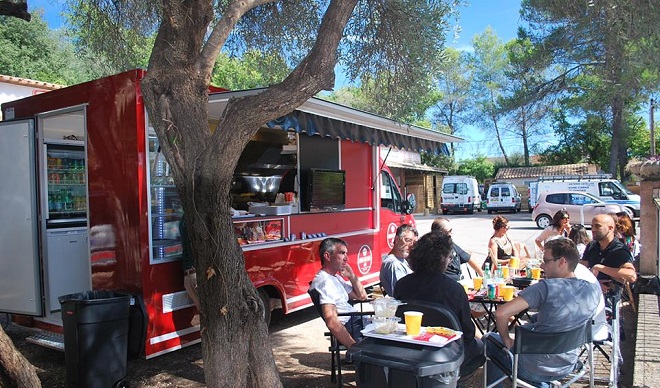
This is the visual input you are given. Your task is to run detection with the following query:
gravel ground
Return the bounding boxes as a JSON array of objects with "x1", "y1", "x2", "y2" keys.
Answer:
[{"x1": 1, "y1": 299, "x2": 637, "y2": 388}]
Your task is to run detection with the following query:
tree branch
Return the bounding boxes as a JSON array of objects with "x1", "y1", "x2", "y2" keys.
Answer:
[{"x1": 0, "y1": 1, "x2": 30, "y2": 21}]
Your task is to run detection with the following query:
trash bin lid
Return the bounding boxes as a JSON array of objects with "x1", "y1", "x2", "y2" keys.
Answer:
[{"x1": 346, "y1": 337, "x2": 464, "y2": 376}]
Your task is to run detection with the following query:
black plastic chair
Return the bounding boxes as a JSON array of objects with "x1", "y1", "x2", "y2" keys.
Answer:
[
  {"x1": 483, "y1": 320, "x2": 594, "y2": 388},
  {"x1": 307, "y1": 288, "x2": 373, "y2": 387},
  {"x1": 395, "y1": 300, "x2": 462, "y2": 331},
  {"x1": 396, "y1": 300, "x2": 485, "y2": 380}
]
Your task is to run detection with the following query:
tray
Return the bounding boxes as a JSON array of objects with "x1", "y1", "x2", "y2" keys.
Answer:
[{"x1": 361, "y1": 323, "x2": 462, "y2": 348}]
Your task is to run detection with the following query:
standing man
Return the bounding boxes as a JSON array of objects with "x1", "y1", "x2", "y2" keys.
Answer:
[
  {"x1": 485, "y1": 238, "x2": 600, "y2": 387},
  {"x1": 431, "y1": 217, "x2": 483, "y2": 281},
  {"x1": 180, "y1": 217, "x2": 200, "y2": 312},
  {"x1": 581, "y1": 214, "x2": 637, "y2": 287},
  {"x1": 379, "y1": 224, "x2": 418, "y2": 295},
  {"x1": 310, "y1": 237, "x2": 368, "y2": 349}
]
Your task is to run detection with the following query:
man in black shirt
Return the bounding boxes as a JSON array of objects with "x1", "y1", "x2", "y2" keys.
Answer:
[
  {"x1": 432, "y1": 217, "x2": 483, "y2": 281},
  {"x1": 581, "y1": 214, "x2": 636, "y2": 287}
]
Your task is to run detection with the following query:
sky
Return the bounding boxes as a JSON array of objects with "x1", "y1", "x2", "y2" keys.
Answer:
[{"x1": 30, "y1": 0, "x2": 526, "y2": 160}]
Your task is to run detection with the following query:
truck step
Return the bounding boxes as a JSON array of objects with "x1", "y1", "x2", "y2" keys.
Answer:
[{"x1": 26, "y1": 331, "x2": 64, "y2": 352}]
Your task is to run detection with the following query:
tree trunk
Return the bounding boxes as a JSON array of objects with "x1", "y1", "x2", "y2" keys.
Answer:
[
  {"x1": 140, "y1": 0, "x2": 360, "y2": 386},
  {"x1": 0, "y1": 327, "x2": 41, "y2": 388},
  {"x1": 609, "y1": 96, "x2": 625, "y2": 176}
]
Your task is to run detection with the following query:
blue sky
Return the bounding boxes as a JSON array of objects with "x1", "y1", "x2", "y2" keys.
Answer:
[{"x1": 31, "y1": 0, "x2": 526, "y2": 160}]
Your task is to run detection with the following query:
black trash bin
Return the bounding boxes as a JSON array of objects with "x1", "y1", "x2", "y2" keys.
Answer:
[
  {"x1": 347, "y1": 337, "x2": 464, "y2": 388},
  {"x1": 59, "y1": 290, "x2": 131, "y2": 388}
]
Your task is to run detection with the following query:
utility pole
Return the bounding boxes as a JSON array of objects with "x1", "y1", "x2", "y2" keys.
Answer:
[{"x1": 651, "y1": 98, "x2": 656, "y2": 156}]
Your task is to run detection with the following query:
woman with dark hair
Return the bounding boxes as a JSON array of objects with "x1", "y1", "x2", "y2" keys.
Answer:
[
  {"x1": 534, "y1": 210, "x2": 571, "y2": 250},
  {"x1": 568, "y1": 224, "x2": 591, "y2": 256},
  {"x1": 394, "y1": 232, "x2": 484, "y2": 378},
  {"x1": 616, "y1": 212, "x2": 640, "y2": 260},
  {"x1": 487, "y1": 215, "x2": 519, "y2": 270}
]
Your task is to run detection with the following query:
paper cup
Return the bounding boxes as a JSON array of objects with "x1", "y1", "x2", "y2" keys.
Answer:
[
  {"x1": 462, "y1": 283, "x2": 470, "y2": 293},
  {"x1": 531, "y1": 267, "x2": 542, "y2": 280},
  {"x1": 473, "y1": 277, "x2": 483, "y2": 290},
  {"x1": 501, "y1": 285, "x2": 515, "y2": 301},
  {"x1": 501, "y1": 266, "x2": 510, "y2": 279},
  {"x1": 509, "y1": 257, "x2": 520, "y2": 270},
  {"x1": 404, "y1": 311, "x2": 424, "y2": 335}
]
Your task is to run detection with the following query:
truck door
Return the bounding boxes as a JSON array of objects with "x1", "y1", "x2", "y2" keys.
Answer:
[{"x1": 0, "y1": 120, "x2": 43, "y2": 315}]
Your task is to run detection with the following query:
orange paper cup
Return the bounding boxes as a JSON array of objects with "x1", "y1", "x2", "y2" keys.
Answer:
[
  {"x1": 531, "y1": 267, "x2": 542, "y2": 280},
  {"x1": 501, "y1": 285, "x2": 515, "y2": 301},
  {"x1": 404, "y1": 311, "x2": 424, "y2": 336},
  {"x1": 473, "y1": 277, "x2": 483, "y2": 290}
]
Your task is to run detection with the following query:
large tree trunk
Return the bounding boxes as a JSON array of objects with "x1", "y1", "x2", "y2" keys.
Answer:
[
  {"x1": 141, "y1": 0, "x2": 359, "y2": 386},
  {"x1": 0, "y1": 327, "x2": 41, "y2": 388}
]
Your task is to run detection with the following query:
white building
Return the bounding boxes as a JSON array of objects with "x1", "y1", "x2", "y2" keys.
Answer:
[{"x1": 0, "y1": 75, "x2": 63, "y2": 120}]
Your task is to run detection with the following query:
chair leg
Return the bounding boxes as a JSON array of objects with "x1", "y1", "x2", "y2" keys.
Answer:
[
  {"x1": 330, "y1": 347, "x2": 337, "y2": 383},
  {"x1": 335, "y1": 345, "x2": 343, "y2": 387}
]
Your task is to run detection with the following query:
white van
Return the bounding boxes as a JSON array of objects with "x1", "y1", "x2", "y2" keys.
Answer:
[
  {"x1": 535, "y1": 175, "x2": 640, "y2": 217},
  {"x1": 440, "y1": 176, "x2": 482, "y2": 214},
  {"x1": 487, "y1": 182, "x2": 522, "y2": 213}
]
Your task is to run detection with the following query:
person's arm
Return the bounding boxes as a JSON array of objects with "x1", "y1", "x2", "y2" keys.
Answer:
[
  {"x1": 467, "y1": 258, "x2": 484, "y2": 277},
  {"x1": 487, "y1": 239, "x2": 498, "y2": 266},
  {"x1": 494, "y1": 296, "x2": 530, "y2": 349},
  {"x1": 320, "y1": 304, "x2": 357, "y2": 348},
  {"x1": 342, "y1": 264, "x2": 368, "y2": 300},
  {"x1": 591, "y1": 262, "x2": 637, "y2": 283},
  {"x1": 534, "y1": 228, "x2": 550, "y2": 249}
]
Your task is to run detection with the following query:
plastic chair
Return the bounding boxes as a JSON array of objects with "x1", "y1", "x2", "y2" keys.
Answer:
[
  {"x1": 483, "y1": 320, "x2": 594, "y2": 388},
  {"x1": 395, "y1": 300, "x2": 462, "y2": 331},
  {"x1": 580, "y1": 286, "x2": 622, "y2": 387},
  {"x1": 396, "y1": 300, "x2": 485, "y2": 380},
  {"x1": 307, "y1": 288, "x2": 373, "y2": 387}
]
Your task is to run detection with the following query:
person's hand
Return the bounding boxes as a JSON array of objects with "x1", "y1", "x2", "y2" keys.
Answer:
[
  {"x1": 591, "y1": 264, "x2": 604, "y2": 277},
  {"x1": 502, "y1": 335, "x2": 514, "y2": 349},
  {"x1": 340, "y1": 264, "x2": 357, "y2": 280}
]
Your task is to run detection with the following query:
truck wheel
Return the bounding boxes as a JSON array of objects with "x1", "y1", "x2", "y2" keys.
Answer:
[
  {"x1": 442, "y1": 209, "x2": 447, "y2": 215},
  {"x1": 467, "y1": 207, "x2": 474, "y2": 215},
  {"x1": 258, "y1": 288, "x2": 271, "y2": 327},
  {"x1": 487, "y1": 209, "x2": 492, "y2": 214},
  {"x1": 536, "y1": 214, "x2": 552, "y2": 229}
]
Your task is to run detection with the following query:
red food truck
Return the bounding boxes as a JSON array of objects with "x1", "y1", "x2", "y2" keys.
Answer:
[{"x1": 0, "y1": 69, "x2": 458, "y2": 358}]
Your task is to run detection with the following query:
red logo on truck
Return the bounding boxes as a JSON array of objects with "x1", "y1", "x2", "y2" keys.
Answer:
[
  {"x1": 357, "y1": 245, "x2": 373, "y2": 275},
  {"x1": 386, "y1": 223, "x2": 398, "y2": 249}
]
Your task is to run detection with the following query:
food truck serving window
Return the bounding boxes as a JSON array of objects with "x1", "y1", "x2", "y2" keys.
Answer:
[{"x1": 300, "y1": 169, "x2": 346, "y2": 212}]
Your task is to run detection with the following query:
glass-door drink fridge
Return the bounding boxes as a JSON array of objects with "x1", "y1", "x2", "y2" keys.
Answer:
[{"x1": 44, "y1": 143, "x2": 87, "y2": 227}]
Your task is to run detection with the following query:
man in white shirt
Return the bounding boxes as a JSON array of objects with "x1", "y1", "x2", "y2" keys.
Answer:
[{"x1": 310, "y1": 237, "x2": 368, "y2": 348}]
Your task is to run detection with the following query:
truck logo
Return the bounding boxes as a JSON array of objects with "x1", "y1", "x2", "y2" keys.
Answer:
[
  {"x1": 357, "y1": 245, "x2": 373, "y2": 275},
  {"x1": 386, "y1": 223, "x2": 398, "y2": 248}
]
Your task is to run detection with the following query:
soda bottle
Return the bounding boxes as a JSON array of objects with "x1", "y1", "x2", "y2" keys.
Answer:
[{"x1": 483, "y1": 262, "x2": 492, "y2": 286}]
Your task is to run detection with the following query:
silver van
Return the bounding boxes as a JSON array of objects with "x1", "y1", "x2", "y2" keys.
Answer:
[{"x1": 487, "y1": 183, "x2": 521, "y2": 214}]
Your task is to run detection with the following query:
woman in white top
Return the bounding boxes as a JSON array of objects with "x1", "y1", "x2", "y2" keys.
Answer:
[
  {"x1": 535, "y1": 210, "x2": 571, "y2": 250},
  {"x1": 568, "y1": 224, "x2": 591, "y2": 257}
]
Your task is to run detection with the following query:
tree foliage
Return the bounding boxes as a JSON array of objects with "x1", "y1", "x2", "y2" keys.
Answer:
[
  {"x1": 467, "y1": 27, "x2": 511, "y2": 164},
  {"x1": 520, "y1": 0, "x2": 660, "y2": 178},
  {"x1": 456, "y1": 155, "x2": 495, "y2": 181},
  {"x1": 0, "y1": 11, "x2": 104, "y2": 84}
]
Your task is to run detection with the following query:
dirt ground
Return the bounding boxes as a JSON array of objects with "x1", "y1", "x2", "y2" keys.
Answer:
[{"x1": 1, "y1": 301, "x2": 637, "y2": 388}]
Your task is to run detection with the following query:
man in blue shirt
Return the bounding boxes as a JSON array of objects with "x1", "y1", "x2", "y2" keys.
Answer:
[{"x1": 379, "y1": 224, "x2": 418, "y2": 295}]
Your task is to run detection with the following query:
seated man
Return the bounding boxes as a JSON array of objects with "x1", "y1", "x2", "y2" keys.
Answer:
[
  {"x1": 485, "y1": 238, "x2": 601, "y2": 387},
  {"x1": 379, "y1": 224, "x2": 418, "y2": 295},
  {"x1": 431, "y1": 217, "x2": 483, "y2": 281},
  {"x1": 310, "y1": 237, "x2": 368, "y2": 349},
  {"x1": 393, "y1": 231, "x2": 484, "y2": 378},
  {"x1": 581, "y1": 214, "x2": 637, "y2": 291}
]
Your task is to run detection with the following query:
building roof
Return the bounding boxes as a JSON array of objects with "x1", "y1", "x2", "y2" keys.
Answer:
[
  {"x1": 0, "y1": 74, "x2": 63, "y2": 90},
  {"x1": 495, "y1": 163, "x2": 599, "y2": 180}
]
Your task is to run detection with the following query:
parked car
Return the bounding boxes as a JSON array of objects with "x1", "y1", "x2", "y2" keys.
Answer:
[
  {"x1": 440, "y1": 176, "x2": 482, "y2": 214},
  {"x1": 487, "y1": 182, "x2": 521, "y2": 214},
  {"x1": 532, "y1": 191, "x2": 632, "y2": 229}
]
